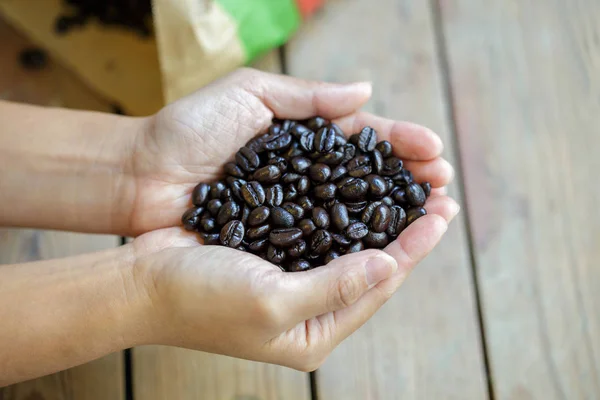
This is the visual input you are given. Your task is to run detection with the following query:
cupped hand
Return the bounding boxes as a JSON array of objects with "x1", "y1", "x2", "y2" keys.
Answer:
[{"x1": 127, "y1": 68, "x2": 454, "y2": 236}]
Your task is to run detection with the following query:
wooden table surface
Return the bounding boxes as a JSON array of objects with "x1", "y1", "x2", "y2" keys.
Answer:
[{"x1": 1, "y1": 0, "x2": 598, "y2": 399}]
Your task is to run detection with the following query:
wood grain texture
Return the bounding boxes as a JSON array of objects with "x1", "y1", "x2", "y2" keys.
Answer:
[
  {"x1": 0, "y1": 230, "x2": 123, "y2": 399},
  {"x1": 131, "y1": 50, "x2": 312, "y2": 400},
  {"x1": 286, "y1": 1, "x2": 488, "y2": 398},
  {"x1": 440, "y1": 0, "x2": 600, "y2": 398}
]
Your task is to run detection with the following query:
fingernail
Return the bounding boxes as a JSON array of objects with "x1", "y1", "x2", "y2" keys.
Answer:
[
  {"x1": 365, "y1": 255, "x2": 397, "y2": 288},
  {"x1": 449, "y1": 201, "x2": 461, "y2": 221}
]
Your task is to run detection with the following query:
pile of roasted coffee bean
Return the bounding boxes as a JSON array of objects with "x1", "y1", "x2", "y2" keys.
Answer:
[{"x1": 182, "y1": 117, "x2": 431, "y2": 272}]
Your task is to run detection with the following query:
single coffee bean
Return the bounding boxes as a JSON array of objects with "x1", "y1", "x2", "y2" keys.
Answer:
[
  {"x1": 329, "y1": 122, "x2": 345, "y2": 139},
  {"x1": 220, "y1": 188, "x2": 233, "y2": 202},
  {"x1": 224, "y1": 162, "x2": 246, "y2": 178},
  {"x1": 291, "y1": 156, "x2": 312, "y2": 173},
  {"x1": 268, "y1": 156, "x2": 288, "y2": 173},
  {"x1": 207, "y1": 199, "x2": 223, "y2": 216},
  {"x1": 284, "y1": 184, "x2": 298, "y2": 201},
  {"x1": 345, "y1": 222, "x2": 369, "y2": 240},
  {"x1": 297, "y1": 195, "x2": 315, "y2": 212},
  {"x1": 192, "y1": 183, "x2": 210, "y2": 206},
  {"x1": 202, "y1": 233, "x2": 221, "y2": 245},
  {"x1": 324, "y1": 250, "x2": 341, "y2": 264},
  {"x1": 347, "y1": 155, "x2": 372, "y2": 177},
  {"x1": 308, "y1": 163, "x2": 332, "y2": 183},
  {"x1": 331, "y1": 202, "x2": 350, "y2": 231},
  {"x1": 323, "y1": 198, "x2": 339, "y2": 210},
  {"x1": 317, "y1": 151, "x2": 345, "y2": 165},
  {"x1": 371, "y1": 204, "x2": 391, "y2": 233},
  {"x1": 282, "y1": 172, "x2": 302, "y2": 184},
  {"x1": 248, "y1": 206, "x2": 270, "y2": 226},
  {"x1": 315, "y1": 127, "x2": 336, "y2": 153},
  {"x1": 283, "y1": 142, "x2": 306, "y2": 158},
  {"x1": 182, "y1": 207, "x2": 204, "y2": 231},
  {"x1": 372, "y1": 149, "x2": 384, "y2": 175},
  {"x1": 265, "y1": 184, "x2": 284, "y2": 207},
  {"x1": 220, "y1": 220, "x2": 245, "y2": 248},
  {"x1": 247, "y1": 223, "x2": 271, "y2": 240},
  {"x1": 288, "y1": 240, "x2": 307, "y2": 258},
  {"x1": 314, "y1": 183, "x2": 337, "y2": 200},
  {"x1": 361, "y1": 201, "x2": 383, "y2": 224},
  {"x1": 236, "y1": 147, "x2": 261, "y2": 172},
  {"x1": 393, "y1": 169, "x2": 413, "y2": 184},
  {"x1": 249, "y1": 238, "x2": 269, "y2": 252},
  {"x1": 299, "y1": 131, "x2": 315, "y2": 152},
  {"x1": 290, "y1": 123, "x2": 312, "y2": 139},
  {"x1": 299, "y1": 218, "x2": 317, "y2": 237},
  {"x1": 349, "y1": 133, "x2": 360, "y2": 145},
  {"x1": 365, "y1": 174, "x2": 388, "y2": 198},
  {"x1": 210, "y1": 181, "x2": 226, "y2": 199},
  {"x1": 227, "y1": 177, "x2": 246, "y2": 201},
  {"x1": 345, "y1": 200, "x2": 368, "y2": 213},
  {"x1": 200, "y1": 216, "x2": 216, "y2": 232},
  {"x1": 297, "y1": 176, "x2": 310, "y2": 195},
  {"x1": 347, "y1": 240, "x2": 364, "y2": 253},
  {"x1": 263, "y1": 132, "x2": 292, "y2": 151},
  {"x1": 282, "y1": 202, "x2": 305, "y2": 220},
  {"x1": 363, "y1": 231, "x2": 389, "y2": 248},
  {"x1": 406, "y1": 207, "x2": 427, "y2": 225},
  {"x1": 269, "y1": 228, "x2": 303, "y2": 247},
  {"x1": 358, "y1": 126, "x2": 377, "y2": 152},
  {"x1": 406, "y1": 182, "x2": 426, "y2": 206},
  {"x1": 375, "y1": 140, "x2": 393, "y2": 158},
  {"x1": 253, "y1": 165, "x2": 281, "y2": 184},
  {"x1": 290, "y1": 259, "x2": 311, "y2": 272},
  {"x1": 270, "y1": 206, "x2": 295, "y2": 228},
  {"x1": 240, "y1": 205, "x2": 251, "y2": 226},
  {"x1": 331, "y1": 165, "x2": 348, "y2": 181},
  {"x1": 381, "y1": 196, "x2": 394, "y2": 207},
  {"x1": 311, "y1": 229, "x2": 333, "y2": 255},
  {"x1": 305, "y1": 116, "x2": 327, "y2": 131},
  {"x1": 312, "y1": 207, "x2": 330, "y2": 229},
  {"x1": 385, "y1": 177, "x2": 395, "y2": 191},
  {"x1": 342, "y1": 143, "x2": 357, "y2": 163},
  {"x1": 216, "y1": 201, "x2": 240, "y2": 225},
  {"x1": 392, "y1": 187, "x2": 408, "y2": 205},
  {"x1": 387, "y1": 205, "x2": 407, "y2": 237},
  {"x1": 267, "y1": 245, "x2": 286, "y2": 264},
  {"x1": 339, "y1": 177, "x2": 369, "y2": 200},
  {"x1": 332, "y1": 233, "x2": 352, "y2": 247},
  {"x1": 382, "y1": 157, "x2": 403, "y2": 176},
  {"x1": 241, "y1": 181, "x2": 266, "y2": 207},
  {"x1": 421, "y1": 182, "x2": 432, "y2": 197}
]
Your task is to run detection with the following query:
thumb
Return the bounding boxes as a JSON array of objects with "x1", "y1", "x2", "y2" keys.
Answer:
[
  {"x1": 233, "y1": 68, "x2": 372, "y2": 120},
  {"x1": 277, "y1": 250, "x2": 397, "y2": 325}
]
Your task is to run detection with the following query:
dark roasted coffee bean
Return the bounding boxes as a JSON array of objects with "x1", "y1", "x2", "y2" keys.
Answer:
[
  {"x1": 349, "y1": 133, "x2": 361, "y2": 145},
  {"x1": 241, "y1": 181, "x2": 266, "y2": 207},
  {"x1": 247, "y1": 223, "x2": 271, "y2": 240},
  {"x1": 392, "y1": 187, "x2": 408, "y2": 205},
  {"x1": 268, "y1": 156, "x2": 288, "y2": 173},
  {"x1": 347, "y1": 155, "x2": 372, "y2": 177},
  {"x1": 182, "y1": 207, "x2": 204, "y2": 231},
  {"x1": 387, "y1": 205, "x2": 407, "y2": 237},
  {"x1": 372, "y1": 149, "x2": 384, "y2": 175},
  {"x1": 345, "y1": 200, "x2": 368, "y2": 213},
  {"x1": 227, "y1": 177, "x2": 246, "y2": 201},
  {"x1": 288, "y1": 240, "x2": 307, "y2": 258},
  {"x1": 308, "y1": 163, "x2": 331, "y2": 183},
  {"x1": 249, "y1": 238, "x2": 269, "y2": 252},
  {"x1": 345, "y1": 222, "x2": 369, "y2": 240},
  {"x1": 393, "y1": 169, "x2": 413, "y2": 184},
  {"x1": 201, "y1": 232, "x2": 221, "y2": 245},
  {"x1": 382, "y1": 157, "x2": 403, "y2": 176},
  {"x1": 192, "y1": 183, "x2": 210, "y2": 206},
  {"x1": 305, "y1": 251, "x2": 321, "y2": 261},
  {"x1": 317, "y1": 151, "x2": 345, "y2": 165},
  {"x1": 299, "y1": 218, "x2": 317, "y2": 237},
  {"x1": 358, "y1": 126, "x2": 377, "y2": 152},
  {"x1": 299, "y1": 131, "x2": 315, "y2": 152},
  {"x1": 331, "y1": 203, "x2": 350, "y2": 231},
  {"x1": 347, "y1": 240, "x2": 364, "y2": 253},
  {"x1": 207, "y1": 199, "x2": 223, "y2": 216},
  {"x1": 281, "y1": 119, "x2": 295, "y2": 132},
  {"x1": 315, "y1": 127, "x2": 336, "y2": 153},
  {"x1": 269, "y1": 124, "x2": 282, "y2": 136},
  {"x1": 365, "y1": 174, "x2": 388, "y2": 197},
  {"x1": 224, "y1": 162, "x2": 246, "y2": 178},
  {"x1": 236, "y1": 147, "x2": 260, "y2": 172},
  {"x1": 220, "y1": 188, "x2": 233, "y2": 202},
  {"x1": 314, "y1": 183, "x2": 337, "y2": 200},
  {"x1": 371, "y1": 204, "x2": 391, "y2": 233},
  {"x1": 210, "y1": 181, "x2": 226, "y2": 199},
  {"x1": 297, "y1": 176, "x2": 310, "y2": 195},
  {"x1": 421, "y1": 182, "x2": 432, "y2": 197},
  {"x1": 406, "y1": 182, "x2": 427, "y2": 206},
  {"x1": 361, "y1": 201, "x2": 383, "y2": 224},
  {"x1": 282, "y1": 202, "x2": 305, "y2": 220},
  {"x1": 297, "y1": 195, "x2": 315, "y2": 212},
  {"x1": 312, "y1": 207, "x2": 330, "y2": 229},
  {"x1": 342, "y1": 143, "x2": 357, "y2": 163},
  {"x1": 248, "y1": 206, "x2": 270, "y2": 226},
  {"x1": 290, "y1": 259, "x2": 311, "y2": 272},
  {"x1": 267, "y1": 245, "x2": 286, "y2": 264},
  {"x1": 220, "y1": 220, "x2": 245, "y2": 248},
  {"x1": 311, "y1": 229, "x2": 332, "y2": 255},
  {"x1": 253, "y1": 165, "x2": 281, "y2": 184},
  {"x1": 385, "y1": 177, "x2": 395, "y2": 191},
  {"x1": 363, "y1": 231, "x2": 389, "y2": 248},
  {"x1": 382, "y1": 196, "x2": 394, "y2": 207},
  {"x1": 240, "y1": 205, "x2": 250, "y2": 225},
  {"x1": 324, "y1": 250, "x2": 341, "y2": 264},
  {"x1": 200, "y1": 216, "x2": 216, "y2": 232},
  {"x1": 282, "y1": 172, "x2": 301, "y2": 184},
  {"x1": 335, "y1": 135, "x2": 347, "y2": 147},
  {"x1": 290, "y1": 124, "x2": 312, "y2": 139},
  {"x1": 245, "y1": 138, "x2": 263, "y2": 153},
  {"x1": 284, "y1": 184, "x2": 298, "y2": 201},
  {"x1": 339, "y1": 177, "x2": 369, "y2": 200},
  {"x1": 283, "y1": 142, "x2": 306, "y2": 159},
  {"x1": 216, "y1": 201, "x2": 240, "y2": 225},
  {"x1": 291, "y1": 156, "x2": 312, "y2": 173},
  {"x1": 375, "y1": 140, "x2": 393, "y2": 158},
  {"x1": 323, "y1": 198, "x2": 339, "y2": 210},
  {"x1": 329, "y1": 122, "x2": 345, "y2": 139},
  {"x1": 331, "y1": 165, "x2": 348, "y2": 181},
  {"x1": 263, "y1": 132, "x2": 292, "y2": 151},
  {"x1": 265, "y1": 184, "x2": 284, "y2": 207},
  {"x1": 332, "y1": 233, "x2": 352, "y2": 247},
  {"x1": 270, "y1": 228, "x2": 303, "y2": 247},
  {"x1": 406, "y1": 207, "x2": 427, "y2": 225},
  {"x1": 270, "y1": 206, "x2": 295, "y2": 228},
  {"x1": 305, "y1": 116, "x2": 327, "y2": 131},
  {"x1": 237, "y1": 245, "x2": 248, "y2": 252}
]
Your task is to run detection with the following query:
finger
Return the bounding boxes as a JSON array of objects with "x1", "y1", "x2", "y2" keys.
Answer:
[
  {"x1": 403, "y1": 158, "x2": 455, "y2": 188},
  {"x1": 235, "y1": 69, "x2": 372, "y2": 120},
  {"x1": 333, "y1": 111, "x2": 443, "y2": 161},
  {"x1": 423, "y1": 195, "x2": 461, "y2": 222},
  {"x1": 326, "y1": 215, "x2": 449, "y2": 343},
  {"x1": 277, "y1": 249, "x2": 398, "y2": 325},
  {"x1": 430, "y1": 187, "x2": 447, "y2": 197}
]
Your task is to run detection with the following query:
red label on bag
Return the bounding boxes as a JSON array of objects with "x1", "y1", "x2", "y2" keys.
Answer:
[{"x1": 296, "y1": 0, "x2": 323, "y2": 18}]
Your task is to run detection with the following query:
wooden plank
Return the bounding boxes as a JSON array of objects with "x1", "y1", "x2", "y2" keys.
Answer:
[
  {"x1": 131, "y1": 50, "x2": 312, "y2": 400},
  {"x1": 0, "y1": 230, "x2": 123, "y2": 399},
  {"x1": 440, "y1": 0, "x2": 600, "y2": 398},
  {"x1": 285, "y1": 0, "x2": 488, "y2": 398}
]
